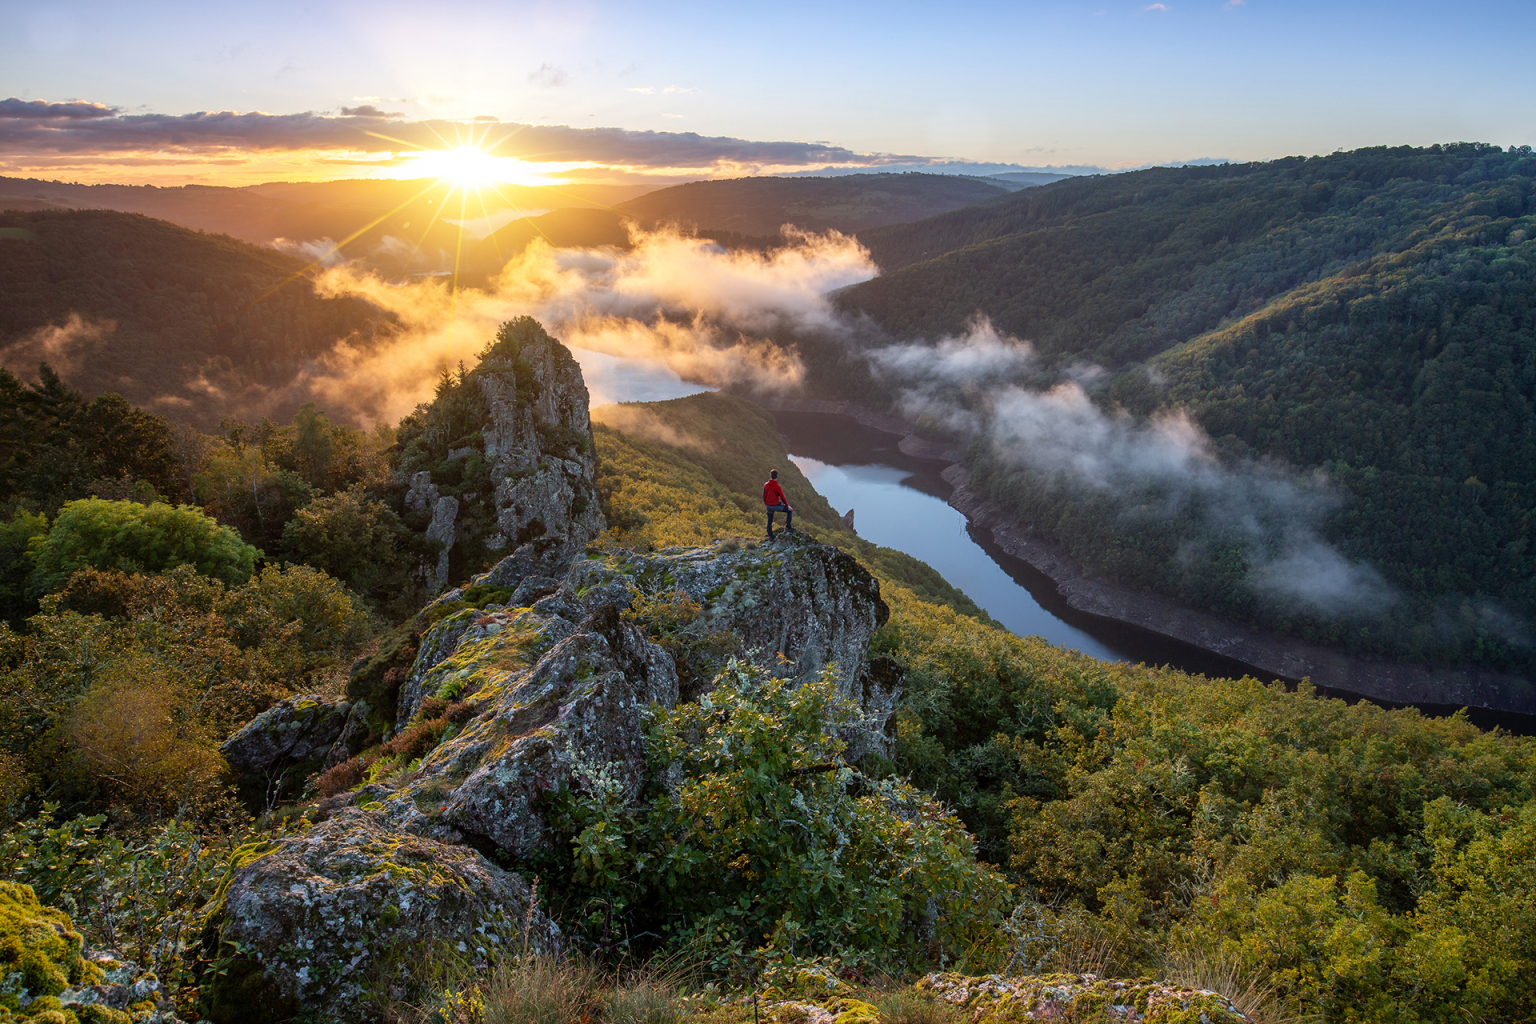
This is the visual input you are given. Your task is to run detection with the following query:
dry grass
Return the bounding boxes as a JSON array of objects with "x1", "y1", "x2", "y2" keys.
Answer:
[
  {"x1": 873, "y1": 990, "x2": 962, "y2": 1024},
  {"x1": 481, "y1": 954, "x2": 605, "y2": 1024},
  {"x1": 603, "y1": 972, "x2": 687, "y2": 1024},
  {"x1": 1160, "y1": 946, "x2": 1314, "y2": 1024}
]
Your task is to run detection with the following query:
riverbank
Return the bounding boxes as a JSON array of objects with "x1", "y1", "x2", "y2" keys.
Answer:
[
  {"x1": 752, "y1": 394, "x2": 1536, "y2": 718},
  {"x1": 944, "y1": 465, "x2": 1536, "y2": 717}
]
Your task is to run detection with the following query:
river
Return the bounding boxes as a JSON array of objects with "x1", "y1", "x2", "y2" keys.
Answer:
[{"x1": 576, "y1": 351, "x2": 1534, "y2": 732}]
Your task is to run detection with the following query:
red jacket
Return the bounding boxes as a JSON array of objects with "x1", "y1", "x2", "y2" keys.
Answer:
[{"x1": 763, "y1": 480, "x2": 787, "y2": 506}]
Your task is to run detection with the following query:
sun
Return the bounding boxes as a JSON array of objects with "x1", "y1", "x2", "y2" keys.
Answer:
[
  {"x1": 411, "y1": 146, "x2": 506, "y2": 188},
  {"x1": 394, "y1": 146, "x2": 583, "y2": 189}
]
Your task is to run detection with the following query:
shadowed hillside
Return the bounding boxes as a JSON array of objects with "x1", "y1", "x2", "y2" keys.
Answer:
[
  {"x1": 613, "y1": 172, "x2": 1010, "y2": 237},
  {"x1": 823, "y1": 144, "x2": 1536, "y2": 676},
  {"x1": 0, "y1": 208, "x2": 394, "y2": 423}
]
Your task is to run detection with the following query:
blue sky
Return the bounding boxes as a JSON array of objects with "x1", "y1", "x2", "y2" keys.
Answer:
[{"x1": 1, "y1": 0, "x2": 1532, "y2": 184}]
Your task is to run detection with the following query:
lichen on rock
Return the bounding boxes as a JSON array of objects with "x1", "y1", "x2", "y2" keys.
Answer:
[
  {"x1": 395, "y1": 318, "x2": 604, "y2": 591},
  {"x1": 916, "y1": 972, "x2": 1251, "y2": 1023},
  {"x1": 203, "y1": 809, "x2": 558, "y2": 1024}
]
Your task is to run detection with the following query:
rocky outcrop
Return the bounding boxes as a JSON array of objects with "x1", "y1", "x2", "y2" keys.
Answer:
[
  {"x1": 382, "y1": 603, "x2": 678, "y2": 860},
  {"x1": 622, "y1": 530, "x2": 889, "y2": 700},
  {"x1": 212, "y1": 534, "x2": 891, "y2": 1020},
  {"x1": 221, "y1": 696, "x2": 367, "y2": 802},
  {"x1": 398, "y1": 317, "x2": 604, "y2": 590},
  {"x1": 916, "y1": 972, "x2": 1249, "y2": 1023},
  {"x1": 205, "y1": 810, "x2": 559, "y2": 1024}
]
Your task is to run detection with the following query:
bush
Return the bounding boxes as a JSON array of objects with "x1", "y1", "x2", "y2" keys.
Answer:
[
  {"x1": 28, "y1": 499, "x2": 258, "y2": 595},
  {"x1": 59, "y1": 655, "x2": 228, "y2": 817},
  {"x1": 552, "y1": 659, "x2": 1009, "y2": 971},
  {"x1": 0, "y1": 510, "x2": 47, "y2": 625},
  {"x1": 221, "y1": 563, "x2": 373, "y2": 660},
  {"x1": 0, "y1": 805, "x2": 276, "y2": 998},
  {"x1": 279, "y1": 488, "x2": 417, "y2": 608}
]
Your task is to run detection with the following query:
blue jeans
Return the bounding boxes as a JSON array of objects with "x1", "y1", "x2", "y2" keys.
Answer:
[{"x1": 765, "y1": 503, "x2": 793, "y2": 535}]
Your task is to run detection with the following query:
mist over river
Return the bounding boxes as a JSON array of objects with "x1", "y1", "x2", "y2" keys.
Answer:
[{"x1": 579, "y1": 351, "x2": 1535, "y2": 733}]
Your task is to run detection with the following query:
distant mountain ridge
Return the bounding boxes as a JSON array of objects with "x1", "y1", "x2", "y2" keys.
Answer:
[
  {"x1": 829, "y1": 142, "x2": 1536, "y2": 677},
  {"x1": 0, "y1": 208, "x2": 394, "y2": 424}
]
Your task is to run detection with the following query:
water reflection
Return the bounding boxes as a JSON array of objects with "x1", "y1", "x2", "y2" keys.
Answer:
[
  {"x1": 572, "y1": 348, "x2": 713, "y2": 405},
  {"x1": 792, "y1": 455, "x2": 1126, "y2": 662}
]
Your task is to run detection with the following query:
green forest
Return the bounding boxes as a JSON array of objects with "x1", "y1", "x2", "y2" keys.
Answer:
[
  {"x1": 813, "y1": 144, "x2": 1536, "y2": 674},
  {"x1": 0, "y1": 209, "x2": 395, "y2": 424},
  {"x1": 0, "y1": 346, "x2": 1532, "y2": 1023}
]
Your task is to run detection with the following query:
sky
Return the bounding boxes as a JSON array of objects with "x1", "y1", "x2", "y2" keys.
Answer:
[{"x1": 1, "y1": 0, "x2": 1533, "y2": 186}]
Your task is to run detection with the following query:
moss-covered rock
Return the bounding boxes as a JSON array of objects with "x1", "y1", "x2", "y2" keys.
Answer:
[
  {"x1": 916, "y1": 972, "x2": 1250, "y2": 1023},
  {"x1": 0, "y1": 883, "x2": 101, "y2": 1014},
  {"x1": 203, "y1": 809, "x2": 559, "y2": 1024},
  {"x1": 220, "y1": 695, "x2": 367, "y2": 806},
  {"x1": 379, "y1": 602, "x2": 678, "y2": 860}
]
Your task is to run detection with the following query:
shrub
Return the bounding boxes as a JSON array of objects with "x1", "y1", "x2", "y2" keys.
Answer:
[
  {"x1": 0, "y1": 510, "x2": 48, "y2": 625},
  {"x1": 551, "y1": 659, "x2": 1009, "y2": 971},
  {"x1": 28, "y1": 499, "x2": 258, "y2": 595},
  {"x1": 312, "y1": 758, "x2": 365, "y2": 799},
  {"x1": 0, "y1": 805, "x2": 276, "y2": 998},
  {"x1": 59, "y1": 655, "x2": 228, "y2": 817},
  {"x1": 221, "y1": 563, "x2": 373, "y2": 659},
  {"x1": 279, "y1": 488, "x2": 417, "y2": 608}
]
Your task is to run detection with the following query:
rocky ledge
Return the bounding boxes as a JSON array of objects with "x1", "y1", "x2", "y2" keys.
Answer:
[{"x1": 205, "y1": 532, "x2": 894, "y2": 1022}]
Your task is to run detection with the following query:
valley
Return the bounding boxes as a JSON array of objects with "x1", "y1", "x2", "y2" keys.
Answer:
[{"x1": 1, "y1": 147, "x2": 1534, "y2": 1024}]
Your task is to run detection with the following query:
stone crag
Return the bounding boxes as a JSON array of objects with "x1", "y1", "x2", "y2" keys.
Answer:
[
  {"x1": 398, "y1": 317, "x2": 605, "y2": 591},
  {"x1": 207, "y1": 532, "x2": 894, "y2": 1022}
]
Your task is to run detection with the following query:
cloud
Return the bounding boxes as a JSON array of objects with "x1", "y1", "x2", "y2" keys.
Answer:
[
  {"x1": 0, "y1": 98, "x2": 117, "y2": 120},
  {"x1": 338, "y1": 104, "x2": 400, "y2": 118},
  {"x1": 277, "y1": 225, "x2": 875, "y2": 425},
  {"x1": 0, "y1": 98, "x2": 933, "y2": 176},
  {"x1": 870, "y1": 317, "x2": 1034, "y2": 382},
  {"x1": 591, "y1": 403, "x2": 715, "y2": 451},
  {"x1": 529, "y1": 64, "x2": 568, "y2": 88},
  {"x1": 869, "y1": 334, "x2": 1400, "y2": 619},
  {"x1": 0, "y1": 314, "x2": 115, "y2": 379},
  {"x1": 1145, "y1": 3, "x2": 1171, "y2": 9}
]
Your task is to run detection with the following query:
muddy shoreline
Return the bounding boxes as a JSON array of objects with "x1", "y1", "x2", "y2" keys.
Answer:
[{"x1": 755, "y1": 395, "x2": 1536, "y2": 717}]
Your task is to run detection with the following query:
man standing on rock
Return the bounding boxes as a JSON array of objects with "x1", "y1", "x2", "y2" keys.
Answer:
[{"x1": 764, "y1": 469, "x2": 794, "y2": 540}]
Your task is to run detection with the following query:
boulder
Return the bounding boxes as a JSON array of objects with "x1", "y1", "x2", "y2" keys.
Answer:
[
  {"x1": 379, "y1": 603, "x2": 677, "y2": 859},
  {"x1": 220, "y1": 696, "x2": 366, "y2": 806},
  {"x1": 62, "y1": 951, "x2": 182, "y2": 1022},
  {"x1": 204, "y1": 810, "x2": 559, "y2": 1024},
  {"x1": 623, "y1": 530, "x2": 889, "y2": 702}
]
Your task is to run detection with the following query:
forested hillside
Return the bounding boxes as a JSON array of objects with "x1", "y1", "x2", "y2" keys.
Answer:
[
  {"x1": 829, "y1": 144, "x2": 1536, "y2": 675},
  {"x1": 614, "y1": 172, "x2": 1010, "y2": 237},
  {"x1": 0, "y1": 209, "x2": 394, "y2": 423},
  {"x1": 0, "y1": 175, "x2": 652, "y2": 275},
  {"x1": 0, "y1": 331, "x2": 1531, "y2": 1023}
]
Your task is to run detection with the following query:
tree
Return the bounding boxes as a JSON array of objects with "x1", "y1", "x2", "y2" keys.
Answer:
[
  {"x1": 28, "y1": 499, "x2": 259, "y2": 595},
  {"x1": 279, "y1": 489, "x2": 416, "y2": 607}
]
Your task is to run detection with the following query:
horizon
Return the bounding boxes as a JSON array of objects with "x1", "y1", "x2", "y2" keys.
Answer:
[{"x1": 3, "y1": 0, "x2": 1533, "y2": 188}]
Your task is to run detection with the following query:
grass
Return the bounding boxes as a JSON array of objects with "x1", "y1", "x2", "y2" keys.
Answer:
[
  {"x1": 1161, "y1": 945, "x2": 1314, "y2": 1024},
  {"x1": 481, "y1": 955, "x2": 605, "y2": 1024},
  {"x1": 872, "y1": 990, "x2": 961, "y2": 1024}
]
